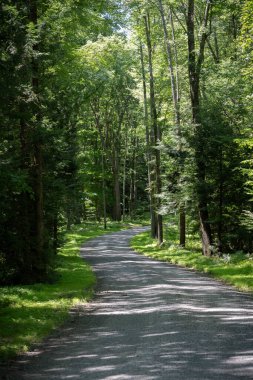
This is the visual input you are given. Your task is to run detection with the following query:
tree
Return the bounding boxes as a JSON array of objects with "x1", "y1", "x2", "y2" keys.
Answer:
[
  {"x1": 77, "y1": 35, "x2": 146, "y2": 221},
  {"x1": 186, "y1": 0, "x2": 213, "y2": 256},
  {"x1": 0, "y1": 0, "x2": 131, "y2": 284}
]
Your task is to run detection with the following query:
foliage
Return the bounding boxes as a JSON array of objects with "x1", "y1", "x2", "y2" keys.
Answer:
[
  {"x1": 1, "y1": 0, "x2": 253, "y2": 285},
  {"x1": 0, "y1": 0, "x2": 146, "y2": 284}
]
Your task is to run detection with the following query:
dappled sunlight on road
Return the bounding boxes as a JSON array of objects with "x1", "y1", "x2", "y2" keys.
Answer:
[{"x1": 12, "y1": 227, "x2": 253, "y2": 379}]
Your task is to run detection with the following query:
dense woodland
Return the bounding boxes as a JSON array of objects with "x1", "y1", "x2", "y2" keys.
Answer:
[{"x1": 0, "y1": 0, "x2": 252, "y2": 285}]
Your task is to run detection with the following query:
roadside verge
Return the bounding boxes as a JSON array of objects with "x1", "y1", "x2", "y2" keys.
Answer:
[
  {"x1": 131, "y1": 231, "x2": 253, "y2": 294},
  {"x1": 0, "y1": 222, "x2": 130, "y2": 363}
]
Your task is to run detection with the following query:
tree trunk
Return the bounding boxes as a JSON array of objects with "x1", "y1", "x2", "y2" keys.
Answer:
[
  {"x1": 53, "y1": 213, "x2": 58, "y2": 254},
  {"x1": 156, "y1": 122, "x2": 163, "y2": 245},
  {"x1": 158, "y1": 0, "x2": 178, "y2": 122},
  {"x1": 113, "y1": 149, "x2": 121, "y2": 221},
  {"x1": 95, "y1": 199, "x2": 101, "y2": 222},
  {"x1": 67, "y1": 207, "x2": 71, "y2": 230},
  {"x1": 159, "y1": 1, "x2": 186, "y2": 246},
  {"x1": 187, "y1": 0, "x2": 212, "y2": 256},
  {"x1": 179, "y1": 208, "x2": 186, "y2": 247},
  {"x1": 169, "y1": 7, "x2": 186, "y2": 246},
  {"x1": 218, "y1": 148, "x2": 223, "y2": 253},
  {"x1": 18, "y1": 116, "x2": 32, "y2": 271},
  {"x1": 144, "y1": 13, "x2": 163, "y2": 244},
  {"x1": 129, "y1": 133, "x2": 137, "y2": 218},
  {"x1": 34, "y1": 142, "x2": 44, "y2": 267},
  {"x1": 122, "y1": 130, "x2": 128, "y2": 221},
  {"x1": 101, "y1": 149, "x2": 107, "y2": 230},
  {"x1": 29, "y1": 0, "x2": 45, "y2": 274},
  {"x1": 139, "y1": 41, "x2": 156, "y2": 237}
]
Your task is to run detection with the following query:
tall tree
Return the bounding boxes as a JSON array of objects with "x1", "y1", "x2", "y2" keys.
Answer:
[
  {"x1": 158, "y1": 0, "x2": 186, "y2": 246},
  {"x1": 186, "y1": 0, "x2": 213, "y2": 256},
  {"x1": 144, "y1": 12, "x2": 163, "y2": 244}
]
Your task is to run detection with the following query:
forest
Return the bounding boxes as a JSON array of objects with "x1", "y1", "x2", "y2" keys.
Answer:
[{"x1": 0, "y1": 0, "x2": 253, "y2": 286}]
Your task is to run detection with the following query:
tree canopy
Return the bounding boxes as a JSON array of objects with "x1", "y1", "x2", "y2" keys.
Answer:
[{"x1": 1, "y1": 0, "x2": 253, "y2": 284}]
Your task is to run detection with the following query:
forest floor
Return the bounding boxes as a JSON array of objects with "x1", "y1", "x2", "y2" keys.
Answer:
[{"x1": 2, "y1": 227, "x2": 253, "y2": 380}]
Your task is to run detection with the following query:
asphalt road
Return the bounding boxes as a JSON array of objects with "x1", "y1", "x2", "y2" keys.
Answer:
[{"x1": 5, "y1": 227, "x2": 253, "y2": 379}]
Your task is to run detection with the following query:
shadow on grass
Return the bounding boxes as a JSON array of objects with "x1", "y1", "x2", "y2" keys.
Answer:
[{"x1": 0, "y1": 221, "x2": 130, "y2": 362}]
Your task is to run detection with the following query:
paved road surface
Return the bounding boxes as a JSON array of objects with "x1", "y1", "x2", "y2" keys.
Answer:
[{"x1": 4, "y1": 227, "x2": 253, "y2": 379}]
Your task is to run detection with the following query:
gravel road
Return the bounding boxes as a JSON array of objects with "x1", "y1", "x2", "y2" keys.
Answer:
[{"x1": 4, "y1": 227, "x2": 253, "y2": 379}]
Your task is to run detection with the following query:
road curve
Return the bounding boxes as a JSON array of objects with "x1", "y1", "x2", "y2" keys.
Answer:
[{"x1": 6, "y1": 227, "x2": 253, "y2": 379}]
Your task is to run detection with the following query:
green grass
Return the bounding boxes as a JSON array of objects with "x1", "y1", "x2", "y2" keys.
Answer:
[
  {"x1": 131, "y1": 226, "x2": 253, "y2": 294},
  {"x1": 0, "y1": 221, "x2": 132, "y2": 362}
]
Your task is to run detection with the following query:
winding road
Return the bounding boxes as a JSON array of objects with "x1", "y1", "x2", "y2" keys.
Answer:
[{"x1": 7, "y1": 227, "x2": 253, "y2": 379}]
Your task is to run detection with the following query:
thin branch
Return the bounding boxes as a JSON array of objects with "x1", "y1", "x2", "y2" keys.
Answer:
[
  {"x1": 171, "y1": 6, "x2": 187, "y2": 34},
  {"x1": 207, "y1": 38, "x2": 219, "y2": 63},
  {"x1": 196, "y1": 0, "x2": 212, "y2": 78}
]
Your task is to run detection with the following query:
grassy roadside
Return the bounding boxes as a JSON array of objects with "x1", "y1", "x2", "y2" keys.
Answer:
[
  {"x1": 0, "y1": 221, "x2": 134, "y2": 362},
  {"x1": 131, "y1": 228, "x2": 253, "y2": 294}
]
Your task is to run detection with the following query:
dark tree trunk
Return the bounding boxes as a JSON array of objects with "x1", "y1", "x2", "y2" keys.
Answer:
[
  {"x1": 144, "y1": 13, "x2": 163, "y2": 244},
  {"x1": 129, "y1": 134, "x2": 137, "y2": 218},
  {"x1": 187, "y1": 0, "x2": 212, "y2": 256},
  {"x1": 101, "y1": 149, "x2": 107, "y2": 230},
  {"x1": 155, "y1": 125, "x2": 163, "y2": 245},
  {"x1": 53, "y1": 214, "x2": 58, "y2": 254},
  {"x1": 139, "y1": 41, "x2": 156, "y2": 238},
  {"x1": 112, "y1": 150, "x2": 121, "y2": 221},
  {"x1": 95, "y1": 199, "x2": 101, "y2": 223},
  {"x1": 67, "y1": 208, "x2": 71, "y2": 230},
  {"x1": 18, "y1": 116, "x2": 32, "y2": 270},
  {"x1": 29, "y1": 0, "x2": 45, "y2": 275},
  {"x1": 218, "y1": 148, "x2": 223, "y2": 253},
  {"x1": 34, "y1": 142, "x2": 44, "y2": 267},
  {"x1": 179, "y1": 209, "x2": 186, "y2": 247},
  {"x1": 122, "y1": 131, "x2": 128, "y2": 222}
]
